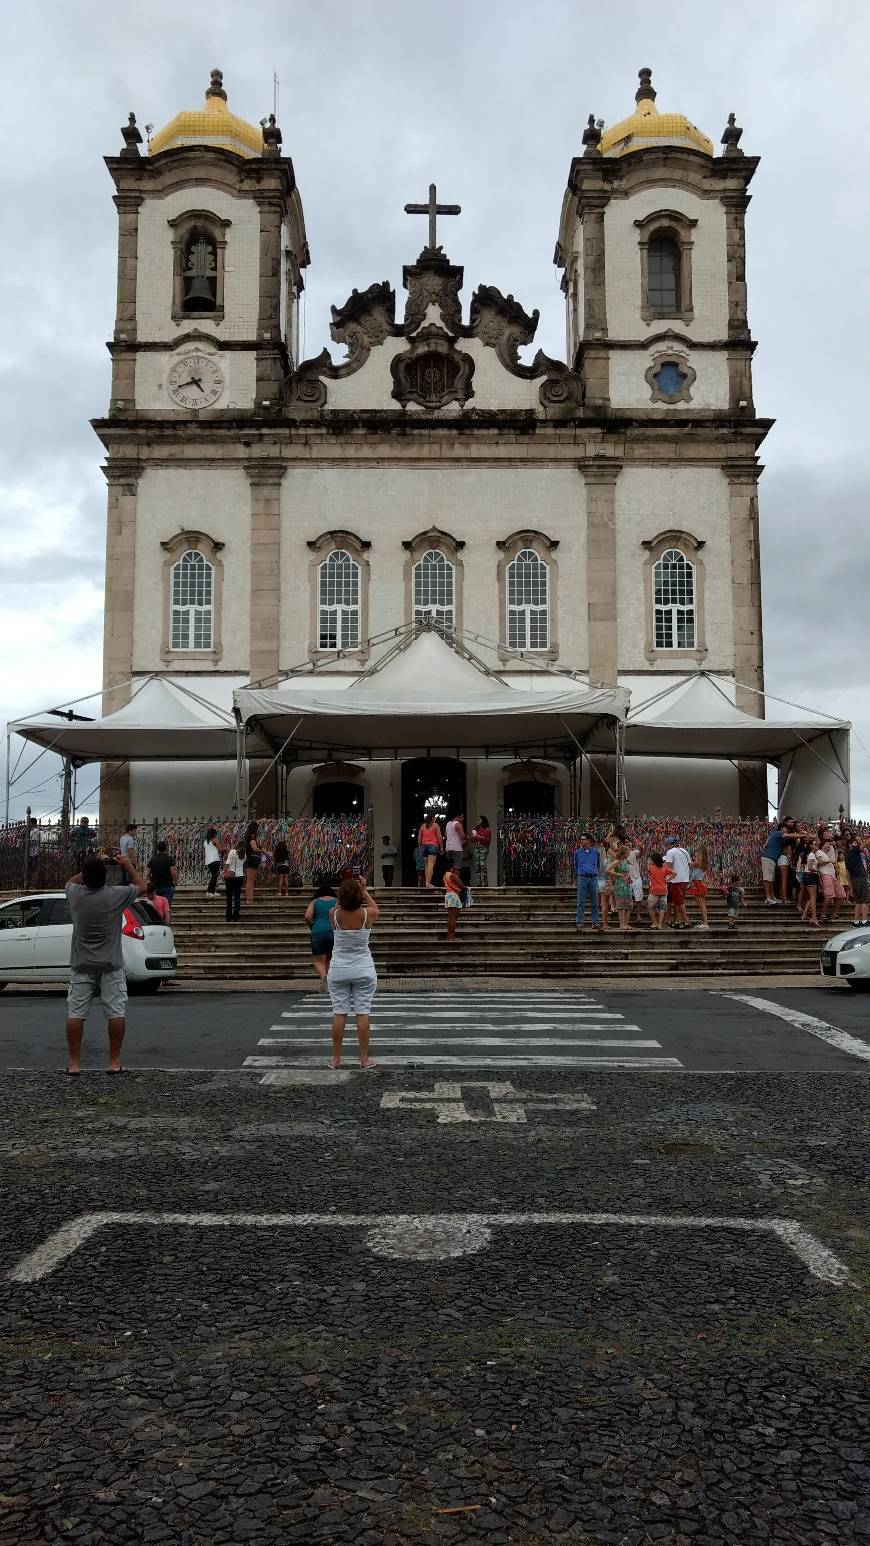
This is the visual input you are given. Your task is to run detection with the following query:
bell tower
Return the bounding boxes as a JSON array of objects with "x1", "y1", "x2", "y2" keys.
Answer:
[{"x1": 103, "y1": 69, "x2": 309, "y2": 419}]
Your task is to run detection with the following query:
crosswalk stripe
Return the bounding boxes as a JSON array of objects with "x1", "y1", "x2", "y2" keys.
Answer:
[
  {"x1": 259, "y1": 1036, "x2": 663, "y2": 1048},
  {"x1": 244, "y1": 1054, "x2": 683, "y2": 1070},
  {"x1": 269, "y1": 1021, "x2": 646, "y2": 1034},
  {"x1": 279, "y1": 1009, "x2": 626, "y2": 1021}
]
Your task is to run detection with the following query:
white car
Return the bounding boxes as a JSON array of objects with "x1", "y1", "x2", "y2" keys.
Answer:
[
  {"x1": 820, "y1": 927, "x2": 870, "y2": 990},
  {"x1": 0, "y1": 891, "x2": 177, "y2": 992}
]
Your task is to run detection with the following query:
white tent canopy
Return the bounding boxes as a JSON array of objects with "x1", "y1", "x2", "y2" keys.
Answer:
[
  {"x1": 234, "y1": 631, "x2": 629, "y2": 760},
  {"x1": 623, "y1": 674, "x2": 850, "y2": 814},
  {"x1": 9, "y1": 676, "x2": 263, "y2": 762}
]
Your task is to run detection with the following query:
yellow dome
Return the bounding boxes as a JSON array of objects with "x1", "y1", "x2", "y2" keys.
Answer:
[
  {"x1": 149, "y1": 69, "x2": 264, "y2": 159},
  {"x1": 600, "y1": 68, "x2": 713, "y2": 158}
]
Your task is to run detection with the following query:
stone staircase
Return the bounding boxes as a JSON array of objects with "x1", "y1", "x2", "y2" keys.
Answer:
[{"x1": 168, "y1": 886, "x2": 830, "y2": 982}]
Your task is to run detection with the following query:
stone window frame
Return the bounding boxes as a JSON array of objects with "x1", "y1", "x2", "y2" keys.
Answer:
[
  {"x1": 645, "y1": 348, "x2": 697, "y2": 405},
  {"x1": 641, "y1": 529, "x2": 707, "y2": 664},
  {"x1": 496, "y1": 529, "x2": 560, "y2": 664},
  {"x1": 306, "y1": 530, "x2": 371, "y2": 664},
  {"x1": 168, "y1": 209, "x2": 232, "y2": 325},
  {"x1": 160, "y1": 529, "x2": 225, "y2": 664},
  {"x1": 402, "y1": 526, "x2": 465, "y2": 635},
  {"x1": 634, "y1": 209, "x2": 697, "y2": 326}
]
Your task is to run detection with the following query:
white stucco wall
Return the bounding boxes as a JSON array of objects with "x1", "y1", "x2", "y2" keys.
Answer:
[
  {"x1": 279, "y1": 465, "x2": 587, "y2": 668},
  {"x1": 605, "y1": 187, "x2": 728, "y2": 341},
  {"x1": 608, "y1": 346, "x2": 729, "y2": 412},
  {"x1": 136, "y1": 186, "x2": 261, "y2": 342},
  {"x1": 135, "y1": 347, "x2": 256, "y2": 411},
  {"x1": 613, "y1": 465, "x2": 733, "y2": 672},
  {"x1": 132, "y1": 466, "x2": 252, "y2": 673}
]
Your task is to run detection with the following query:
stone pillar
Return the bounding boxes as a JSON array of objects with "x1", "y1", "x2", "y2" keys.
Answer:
[
  {"x1": 582, "y1": 462, "x2": 622, "y2": 685},
  {"x1": 255, "y1": 195, "x2": 284, "y2": 410},
  {"x1": 110, "y1": 193, "x2": 141, "y2": 411},
  {"x1": 581, "y1": 200, "x2": 610, "y2": 408},
  {"x1": 722, "y1": 191, "x2": 754, "y2": 413},
  {"x1": 725, "y1": 459, "x2": 767, "y2": 817},
  {"x1": 581, "y1": 461, "x2": 621, "y2": 819},
  {"x1": 246, "y1": 462, "x2": 284, "y2": 813},
  {"x1": 100, "y1": 461, "x2": 141, "y2": 825}
]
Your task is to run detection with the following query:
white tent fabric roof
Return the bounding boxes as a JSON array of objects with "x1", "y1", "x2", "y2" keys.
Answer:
[
  {"x1": 9, "y1": 676, "x2": 257, "y2": 762},
  {"x1": 624, "y1": 674, "x2": 850, "y2": 758},
  {"x1": 235, "y1": 632, "x2": 629, "y2": 757}
]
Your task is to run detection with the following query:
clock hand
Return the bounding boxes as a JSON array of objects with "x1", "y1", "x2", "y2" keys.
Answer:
[{"x1": 189, "y1": 377, "x2": 204, "y2": 391}]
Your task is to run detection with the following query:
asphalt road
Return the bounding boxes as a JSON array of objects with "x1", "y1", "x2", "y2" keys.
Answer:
[
  {"x1": 1, "y1": 984, "x2": 869, "y2": 1073},
  {"x1": 1, "y1": 986, "x2": 868, "y2": 1543}
]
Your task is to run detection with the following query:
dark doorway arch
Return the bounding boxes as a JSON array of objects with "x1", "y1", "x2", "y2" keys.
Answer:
[
  {"x1": 400, "y1": 758, "x2": 467, "y2": 885},
  {"x1": 503, "y1": 779, "x2": 556, "y2": 885},
  {"x1": 312, "y1": 781, "x2": 364, "y2": 818}
]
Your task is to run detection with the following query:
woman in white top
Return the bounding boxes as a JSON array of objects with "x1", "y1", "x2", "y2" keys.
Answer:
[
  {"x1": 800, "y1": 848, "x2": 821, "y2": 927},
  {"x1": 203, "y1": 827, "x2": 221, "y2": 898},
  {"x1": 327, "y1": 877, "x2": 380, "y2": 1069},
  {"x1": 223, "y1": 842, "x2": 245, "y2": 923}
]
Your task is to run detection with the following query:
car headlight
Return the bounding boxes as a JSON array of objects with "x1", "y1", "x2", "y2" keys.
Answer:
[{"x1": 840, "y1": 936, "x2": 870, "y2": 952}]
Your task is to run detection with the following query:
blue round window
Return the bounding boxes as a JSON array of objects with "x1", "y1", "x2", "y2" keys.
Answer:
[{"x1": 653, "y1": 361, "x2": 688, "y2": 397}]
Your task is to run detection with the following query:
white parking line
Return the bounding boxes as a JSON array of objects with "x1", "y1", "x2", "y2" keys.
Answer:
[
  {"x1": 721, "y1": 993, "x2": 870, "y2": 1064},
  {"x1": 6, "y1": 1209, "x2": 849, "y2": 1285}
]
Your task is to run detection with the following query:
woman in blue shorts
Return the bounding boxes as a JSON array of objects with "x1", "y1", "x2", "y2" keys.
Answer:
[{"x1": 304, "y1": 878, "x2": 337, "y2": 988}]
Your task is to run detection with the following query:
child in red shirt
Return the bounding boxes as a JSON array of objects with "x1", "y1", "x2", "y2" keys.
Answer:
[{"x1": 647, "y1": 853, "x2": 674, "y2": 931}]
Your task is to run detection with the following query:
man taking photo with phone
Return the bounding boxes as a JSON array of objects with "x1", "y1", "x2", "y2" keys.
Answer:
[{"x1": 64, "y1": 847, "x2": 148, "y2": 1076}]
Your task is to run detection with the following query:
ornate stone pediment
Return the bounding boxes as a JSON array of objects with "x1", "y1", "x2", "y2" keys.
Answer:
[
  {"x1": 402, "y1": 248, "x2": 464, "y2": 336},
  {"x1": 469, "y1": 285, "x2": 539, "y2": 369},
  {"x1": 391, "y1": 326, "x2": 475, "y2": 410},
  {"x1": 329, "y1": 281, "x2": 397, "y2": 358}
]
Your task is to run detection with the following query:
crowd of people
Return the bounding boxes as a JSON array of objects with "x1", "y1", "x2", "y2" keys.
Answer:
[
  {"x1": 760, "y1": 817, "x2": 870, "y2": 928},
  {"x1": 572, "y1": 827, "x2": 721, "y2": 932}
]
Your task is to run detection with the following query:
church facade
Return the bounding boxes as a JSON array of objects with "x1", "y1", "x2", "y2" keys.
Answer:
[{"x1": 95, "y1": 67, "x2": 770, "y2": 851}]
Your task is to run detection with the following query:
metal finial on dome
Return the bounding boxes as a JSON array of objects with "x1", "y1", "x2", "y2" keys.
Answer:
[
  {"x1": 635, "y1": 67, "x2": 657, "y2": 106},
  {"x1": 206, "y1": 68, "x2": 227, "y2": 102},
  {"x1": 582, "y1": 112, "x2": 602, "y2": 156},
  {"x1": 721, "y1": 111, "x2": 744, "y2": 156}
]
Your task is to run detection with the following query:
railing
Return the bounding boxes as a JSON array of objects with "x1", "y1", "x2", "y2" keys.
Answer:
[
  {"x1": 0, "y1": 815, "x2": 369, "y2": 893},
  {"x1": 499, "y1": 816, "x2": 866, "y2": 889}
]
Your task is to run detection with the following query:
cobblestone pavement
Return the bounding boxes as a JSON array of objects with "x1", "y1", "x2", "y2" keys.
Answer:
[{"x1": 0, "y1": 1067, "x2": 868, "y2": 1545}]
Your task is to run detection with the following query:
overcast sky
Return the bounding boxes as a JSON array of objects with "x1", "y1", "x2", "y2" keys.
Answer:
[{"x1": 1, "y1": 0, "x2": 868, "y2": 820}]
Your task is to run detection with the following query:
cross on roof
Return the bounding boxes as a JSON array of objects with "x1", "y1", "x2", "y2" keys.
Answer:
[{"x1": 403, "y1": 182, "x2": 461, "y2": 251}]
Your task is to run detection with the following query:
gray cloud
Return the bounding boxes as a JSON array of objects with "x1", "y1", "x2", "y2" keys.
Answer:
[{"x1": 2, "y1": 0, "x2": 868, "y2": 816}]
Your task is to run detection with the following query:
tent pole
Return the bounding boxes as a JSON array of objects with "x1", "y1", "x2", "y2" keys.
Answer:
[
  {"x1": 616, "y1": 719, "x2": 626, "y2": 823},
  {"x1": 234, "y1": 710, "x2": 247, "y2": 814},
  {"x1": 246, "y1": 719, "x2": 304, "y2": 807},
  {"x1": 557, "y1": 716, "x2": 620, "y2": 807},
  {"x1": 4, "y1": 728, "x2": 10, "y2": 825}
]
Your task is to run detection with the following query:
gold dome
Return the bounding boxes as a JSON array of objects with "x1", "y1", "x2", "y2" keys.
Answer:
[
  {"x1": 600, "y1": 68, "x2": 713, "y2": 158},
  {"x1": 149, "y1": 69, "x2": 264, "y2": 158}
]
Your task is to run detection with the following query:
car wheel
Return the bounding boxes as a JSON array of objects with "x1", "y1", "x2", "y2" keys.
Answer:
[
  {"x1": 141, "y1": 979, "x2": 163, "y2": 994},
  {"x1": 846, "y1": 979, "x2": 870, "y2": 992},
  {"x1": 0, "y1": 983, "x2": 7, "y2": 992}
]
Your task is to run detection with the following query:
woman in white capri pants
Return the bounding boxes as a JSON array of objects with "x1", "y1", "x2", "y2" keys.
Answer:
[{"x1": 327, "y1": 877, "x2": 380, "y2": 1069}]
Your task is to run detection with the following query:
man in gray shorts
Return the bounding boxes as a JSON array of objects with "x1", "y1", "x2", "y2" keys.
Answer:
[{"x1": 65, "y1": 848, "x2": 147, "y2": 1074}]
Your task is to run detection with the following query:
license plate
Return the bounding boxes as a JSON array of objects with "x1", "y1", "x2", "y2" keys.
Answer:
[{"x1": 158, "y1": 959, "x2": 174, "y2": 970}]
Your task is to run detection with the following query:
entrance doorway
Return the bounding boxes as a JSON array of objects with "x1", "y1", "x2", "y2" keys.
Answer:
[
  {"x1": 400, "y1": 758, "x2": 467, "y2": 885},
  {"x1": 503, "y1": 779, "x2": 556, "y2": 885},
  {"x1": 312, "y1": 781, "x2": 364, "y2": 818}
]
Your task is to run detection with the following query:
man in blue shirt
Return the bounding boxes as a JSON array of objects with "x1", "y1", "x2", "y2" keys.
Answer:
[
  {"x1": 761, "y1": 816, "x2": 797, "y2": 904},
  {"x1": 574, "y1": 833, "x2": 601, "y2": 930}
]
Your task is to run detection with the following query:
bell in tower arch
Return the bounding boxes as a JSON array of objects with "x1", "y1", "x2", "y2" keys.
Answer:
[{"x1": 183, "y1": 236, "x2": 218, "y2": 312}]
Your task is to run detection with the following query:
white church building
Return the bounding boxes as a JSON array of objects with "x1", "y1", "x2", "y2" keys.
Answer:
[{"x1": 94, "y1": 66, "x2": 775, "y2": 866}]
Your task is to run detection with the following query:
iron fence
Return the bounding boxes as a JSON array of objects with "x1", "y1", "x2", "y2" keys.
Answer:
[{"x1": 0, "y1": 815, "x2": 370, "y2": 893}]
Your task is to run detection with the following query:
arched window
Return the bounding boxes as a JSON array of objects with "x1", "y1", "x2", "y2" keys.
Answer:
[
  {"x1": 413, "y1": 549, "x2": 455, "y2": 627},
  {"x1": 318, "y1": 549, "x2": 360, "y2": 651},
  {"x1": 653, "y1": 548, "x2": 695, "y2": 649},
  {"x1": 647, "y1": 236, "x2": 680, "y2": 312},
  {"x1": 170, "y1": 550, "x2": 214, "y2": 650},
  {"x1": 182, "y1": 232, "x2": 218, "y2": 313},
  {"x1": 507, "y1": 549, "x2": 549, "y2": 651}
]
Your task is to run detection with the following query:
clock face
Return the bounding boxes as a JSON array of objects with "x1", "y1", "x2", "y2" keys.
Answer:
[{"x1": 166, "y1": 352, "x2": 225, "y2": 409}]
